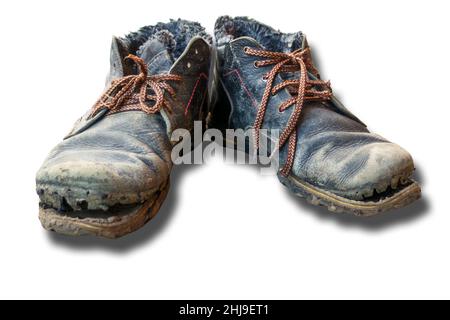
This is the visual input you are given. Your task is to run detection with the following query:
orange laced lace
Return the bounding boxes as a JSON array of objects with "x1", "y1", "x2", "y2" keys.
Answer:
[
  {"x1": 90, "y1": 54, "x2": 182, "y2": 118},
  {"x1": 244, "y1": 46, "x2": 333, "y2": 176}
]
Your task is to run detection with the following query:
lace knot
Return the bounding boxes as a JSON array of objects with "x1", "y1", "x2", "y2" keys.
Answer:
[{"x1": 90, "y1": 54, "x2": 182, "y2": 118}]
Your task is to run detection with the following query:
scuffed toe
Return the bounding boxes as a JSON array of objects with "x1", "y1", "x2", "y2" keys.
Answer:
[
  {"x1": 36, "y1": 149, "x2": 170, "y2": 211},
  {"x1": 294, "y1": 137, "x2": 416, "y2": 200},
  {"x1": 36, "y1": 111, "x2": 173, "y2": 212},
  {"x1": 337, "y1": 142, "x2": 415, "y2": 199}
]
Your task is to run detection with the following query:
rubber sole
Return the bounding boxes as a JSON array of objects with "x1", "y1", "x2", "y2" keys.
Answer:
[
  {"x1": 221, "y1": 136, "x2": 421, "y2": 216},
  {"x1": 279, "y1": 174, "x2": 421, "y2": 216},
  {"x1": 39, "y1": 181, "x2": 170, "y2": 239}
]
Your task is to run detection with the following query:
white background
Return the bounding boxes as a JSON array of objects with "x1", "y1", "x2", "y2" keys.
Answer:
[{"x1": 0, "y1": 0, "x2": 448, "y2": 299}]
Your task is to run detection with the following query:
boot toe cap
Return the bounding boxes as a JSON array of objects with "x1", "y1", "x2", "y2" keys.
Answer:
[
  {"x1": 36, "y1": 149, "x2": 170, "y2": 211},
  {"x1": 293, "y1": 137, "x2": 416, "y2": 200},
  {"x1": 339, "y1": 142, "x2": 415, "y2": 198}
]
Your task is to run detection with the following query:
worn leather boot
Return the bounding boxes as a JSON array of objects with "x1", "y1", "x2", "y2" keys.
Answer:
[
  {"x1": 36, "y1": 20, "x2": 211, "y2": 238},
  {"x1": 212, "y1": 16, "x2": 420, "y2": 216}
]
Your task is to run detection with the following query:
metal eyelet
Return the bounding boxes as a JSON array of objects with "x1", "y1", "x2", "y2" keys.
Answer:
[
  {"x1": 243, "y1": 46, "x2": 250, "y2": 54},
  {"x1": 254, "y1": 61, "x2": 260, "y2": 68}
]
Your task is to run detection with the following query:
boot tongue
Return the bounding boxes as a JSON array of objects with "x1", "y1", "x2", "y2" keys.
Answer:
[
  {"x1": 107, "y1": 36, "x2": 134, "y2": 84},
  {"x1": 137, "y1": 30, "x2": 175, "y2": 74},
  {"x1": 281, "y1": 31, "x2": 303, "y2": 53}
]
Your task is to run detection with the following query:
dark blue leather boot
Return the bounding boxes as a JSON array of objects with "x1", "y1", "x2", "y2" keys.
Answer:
[
  {"x1": 212, "y1": 16, "x2": 420, "y2": 216},
  {"x1": 36, "y1": 20, "x2": 211, "y2": 238}
]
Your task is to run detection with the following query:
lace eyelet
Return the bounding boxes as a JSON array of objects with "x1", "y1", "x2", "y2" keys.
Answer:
[
  {"x1": 243, "y1": 46, "x2": 250, "y2": 54},
  {"x1": 262, "y1": 74, "x2": 268, "y2": 81},
  {"x1": 254, "y1": 61, "x2": 260, "y2": 68}
]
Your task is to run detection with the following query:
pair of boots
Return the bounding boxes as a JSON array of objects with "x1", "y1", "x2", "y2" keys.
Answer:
[{"x1": 36, "y1": 17, "x2": 421, "y2": 238}]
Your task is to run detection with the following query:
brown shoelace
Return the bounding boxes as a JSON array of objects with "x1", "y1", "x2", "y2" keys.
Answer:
[
  {"x1": 90, "y1": 54, "x2": 182, "y2": 118},
  {"x1": 244, "y1": 46, "x2": 332, "y2": 176}
]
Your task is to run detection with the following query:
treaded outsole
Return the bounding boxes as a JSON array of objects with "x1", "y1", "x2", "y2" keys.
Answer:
[
  {"x1": 220, "y1": 135, "x2": 421, "y2": 216},
  {"x1": 39, "y1": 181, "x2": 170, "y2": 239},
  {"x1": 278, "y1": 174, "x2": 421, "y2": 216}
]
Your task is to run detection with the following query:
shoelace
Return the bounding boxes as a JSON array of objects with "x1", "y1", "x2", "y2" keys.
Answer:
[
  {"x1": 244, "y1": 46, "x2": 333, "y2": 176},
  {"x1": 90, "y1": 54, "x2": 182, "y2": 118}
]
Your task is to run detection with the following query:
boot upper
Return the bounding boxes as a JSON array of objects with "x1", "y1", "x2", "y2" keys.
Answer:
[
  {"x1": 36, "y1": 20, "x2": 211, "y2": 211},
  {"x1": 214, "y1": 16, "x2": 415, "y2": 200}
]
